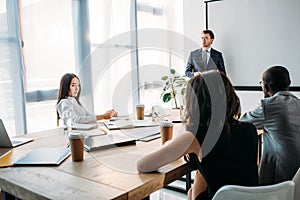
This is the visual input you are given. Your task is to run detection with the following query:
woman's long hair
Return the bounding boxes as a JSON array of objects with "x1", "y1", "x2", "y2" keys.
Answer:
[
  {"x1": 184, "y1": 71, "x2": 241, "y2": 140},
  {"x1": 56, "y1": 73, "x2": 81, "y2": 125}
]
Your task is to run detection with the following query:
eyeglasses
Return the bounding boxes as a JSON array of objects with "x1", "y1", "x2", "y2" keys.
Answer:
[
  {"x1": 201, "y1": 37, "x2": 210, "y2": 41},
  {"x1": 259, "y1": 81, "x2": 263, "y2": 86}
]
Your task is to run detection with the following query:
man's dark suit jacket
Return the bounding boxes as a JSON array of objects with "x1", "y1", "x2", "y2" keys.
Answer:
[{"x1": 185, "y1": 48, "x2": 226, "y2": 77}]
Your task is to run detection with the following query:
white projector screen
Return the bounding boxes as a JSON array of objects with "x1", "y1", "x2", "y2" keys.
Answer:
[{"x1": 209, "y1": 0, "x2": 300, "y2": 86}]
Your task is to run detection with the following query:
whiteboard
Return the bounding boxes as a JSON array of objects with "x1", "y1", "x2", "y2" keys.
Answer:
[{"x1": 209, "y1": 0, "x2": 300, "y2": 86}]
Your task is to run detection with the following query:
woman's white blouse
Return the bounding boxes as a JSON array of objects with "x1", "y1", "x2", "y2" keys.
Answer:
[{"x1": 57, "y1": 97, "x2": 96, "y2": 123}]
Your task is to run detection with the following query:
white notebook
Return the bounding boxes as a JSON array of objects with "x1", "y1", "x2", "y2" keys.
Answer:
[{"x1": 72, "y1": 123, "x2": 98, "y2": 130}]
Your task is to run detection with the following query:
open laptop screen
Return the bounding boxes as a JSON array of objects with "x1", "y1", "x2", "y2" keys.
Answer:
[{"x1": 0, "y1": 119, "x2": 33, "y2": 148}]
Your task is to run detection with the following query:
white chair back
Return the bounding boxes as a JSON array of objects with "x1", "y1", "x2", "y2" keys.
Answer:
[{"x1": 212, "y1": 181, "x2": 295, "y2": 200}]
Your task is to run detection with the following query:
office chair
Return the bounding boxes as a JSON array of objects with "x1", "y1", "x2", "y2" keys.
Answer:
[
  {"x1": 212, "y1": 181, "x2": 295, "y2": 200},
  {"x1": 292, "y1": 167, "x2": 300, "y2": 200}
]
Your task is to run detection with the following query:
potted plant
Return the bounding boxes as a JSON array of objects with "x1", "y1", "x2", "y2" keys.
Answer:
[{"x1": 160, "y1": 68, "x2": 189, "y2": 109}]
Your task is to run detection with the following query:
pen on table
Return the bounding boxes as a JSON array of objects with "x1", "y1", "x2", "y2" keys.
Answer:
[
  {"x1": 111, "y1": 108, "x2": 118, "y2": 117},
  {"x1": 99, "y1": 127, "x2": 108, "y2": 135},
  {"x1": 86, "y1": 128, "x2": 108, "y2": 138}
]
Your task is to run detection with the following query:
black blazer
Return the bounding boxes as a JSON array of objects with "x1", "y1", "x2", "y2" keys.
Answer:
[{"x1": 185, "y1": 48, "x2": 226, "y2": 77}]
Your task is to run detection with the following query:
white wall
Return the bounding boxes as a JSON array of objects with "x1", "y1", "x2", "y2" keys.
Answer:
[
  {"x1": 209, "y1": 0, "x2": 300, "y2": 86},
  {"x1": 182, "y1": 0, "x2": 300, "y2": 112},
  {"x1": 237, "y1": 91, "x2": 263, "y2": 114},
  {"x1": 183, "y1": 0, "x2": 205, "y2": 49},
  {"x1": 238, "y1": 91, "x2": 300, "y2": 114}
]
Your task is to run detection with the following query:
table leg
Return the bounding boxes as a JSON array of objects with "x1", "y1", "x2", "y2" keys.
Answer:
[{"x1": 186, "y1": 171, "x2": 192, "y2": 192}]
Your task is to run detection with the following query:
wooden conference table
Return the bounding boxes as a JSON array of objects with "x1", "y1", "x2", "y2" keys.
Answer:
[{"x1": 0, "y1": 121, "x2": 190, "y2": 199}]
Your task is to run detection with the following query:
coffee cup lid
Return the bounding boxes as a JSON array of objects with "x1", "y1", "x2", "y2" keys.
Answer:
[
  {"x1": 159, "y1": 121, "x2": 173, "y2": 127},
  {"x1": 68, "y1": 132, "x2": 85, "y2": 139},
  {"x1": 136, "y1": 103, "x2": 145, "y2": 107}
]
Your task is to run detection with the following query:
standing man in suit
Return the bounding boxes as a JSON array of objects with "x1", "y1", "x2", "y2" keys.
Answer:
[
  {"x1": 185, "y1": 30, "x2": 226, "y2": 77},
  {"x1": 240, "y1": 66, "x2": 300, "y2": 185}
]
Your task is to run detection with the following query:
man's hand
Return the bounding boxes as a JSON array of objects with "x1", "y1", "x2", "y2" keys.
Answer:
[{"x1": 194, "y1": 72, "x2": 201, "y2": 77}]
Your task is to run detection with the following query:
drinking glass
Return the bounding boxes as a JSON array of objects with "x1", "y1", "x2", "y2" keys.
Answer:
[
  {"x1": 151, "y1": 105, "x2": 160, "y2": 122},
  {"x1": 62, "y1": 111, "x2": 73, "y2": 135}
]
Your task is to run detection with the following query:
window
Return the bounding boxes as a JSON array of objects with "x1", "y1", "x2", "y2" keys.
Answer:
[
  {"x1": 136, "y1": 0, "x2": 184, "y2": 109},
  {"x1": 20, "y1": 0, "x2": 76, "y2": 132},
  {"x1": 0, "y1": 0, "x2": 185, "y2": 135}
]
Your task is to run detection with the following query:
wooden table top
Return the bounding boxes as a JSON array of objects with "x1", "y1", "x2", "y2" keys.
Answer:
[{"x1": 0, "y1": 121, "x2": 190, "y2": 200}]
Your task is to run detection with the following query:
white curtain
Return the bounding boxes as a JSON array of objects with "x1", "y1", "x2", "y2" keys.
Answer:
[
  {"x1": 88, "y1": 0, "x2": 135, "y2": 115},
  {"x1": 0, "y1": 0, "x2": 26, "y2": 136}
]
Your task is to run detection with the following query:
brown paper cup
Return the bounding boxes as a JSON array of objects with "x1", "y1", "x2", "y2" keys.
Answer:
[
  {"x1": 160, "y1": 121, "x2": 173, "y2": 144},
  {"x1": 136, "y1": 104, "x2": 145, "y2": 120},
  {"x1": 68, "y1": 132, "x2": 85, "y2": 162}
]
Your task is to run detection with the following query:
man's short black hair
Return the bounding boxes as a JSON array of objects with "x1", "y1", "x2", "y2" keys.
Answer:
[
  {"x1": 263, "y1": 66, "x2": 291, "y2": 93},
  {"x1": 202, "y1": 30, "x2": 215, "y2": 39}
]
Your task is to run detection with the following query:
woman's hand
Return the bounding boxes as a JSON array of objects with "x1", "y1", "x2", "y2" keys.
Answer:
[
  {"x1": 111, "y1": 109, "x2": 118, "y2": 117},
  {"x1": 102, "y1": 110, "x2": 117, "y2": 119},
  {"x1": 96, "y1": 110, "x2": 117, "y2": 120}
]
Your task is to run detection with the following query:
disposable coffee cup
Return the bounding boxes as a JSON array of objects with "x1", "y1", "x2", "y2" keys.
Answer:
[
  {"x1": 160, "y1": 121, "x2": 173, "y2": 144},
  {"x1": 136, "y1": 104, "x2": 145, "y2": 120},
  {"x1": 68, "y1": 132, "x2": 85, "y2": 162}
]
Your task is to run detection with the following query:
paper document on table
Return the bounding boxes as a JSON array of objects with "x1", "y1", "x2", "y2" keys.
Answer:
[
  {"x1": 110, "y1": 115, "x2": 130, "y2": 121},
  {"x1": 104, "y1": 119, "x2": 158, "y2": 130},
  {"x1": 72, "y1": 123, "x2": 98, "y2": 130}
]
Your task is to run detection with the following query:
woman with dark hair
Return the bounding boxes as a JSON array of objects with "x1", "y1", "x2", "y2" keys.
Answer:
[
  {"x1": 137, "y1": 71, "x2": 258, "y2": 200},
  {"x1": 56, "y1": 73, "x2": 116, "y2": 125}
]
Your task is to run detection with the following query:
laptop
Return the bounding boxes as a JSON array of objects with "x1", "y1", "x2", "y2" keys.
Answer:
[
  {"x1": 13, "y1": 147, "x2": 71, "y2": 166},
  {"x1": 0, "y1": 119, "x2": 34, "y2": 148}
]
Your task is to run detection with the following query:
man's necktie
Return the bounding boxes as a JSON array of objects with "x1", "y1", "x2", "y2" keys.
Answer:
[{"x1": 202, "y1": 50, "x2": 208, "y2": 66}]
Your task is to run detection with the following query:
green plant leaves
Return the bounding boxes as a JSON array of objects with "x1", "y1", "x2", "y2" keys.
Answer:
[
  {"x1": 162, "y1": 93, "x2": 172, "y2": 102},
  {"x1": 161, "y1": 76, "x2": 168, "y2": 81},
  {"x1": 181, "y1": 88, "x2": 186, "y2": 95},
  {"x1": 160, "y1": 68, "x2": 188, "y2": 106}
]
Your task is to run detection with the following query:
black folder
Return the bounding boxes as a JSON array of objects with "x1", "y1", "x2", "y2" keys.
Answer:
[{"x1": 84, "y1": 133, "x2": 136, "y2": 152}]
